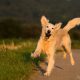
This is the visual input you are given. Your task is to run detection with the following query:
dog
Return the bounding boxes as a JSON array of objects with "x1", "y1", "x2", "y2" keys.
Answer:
[{"x1": 31, "y1": 16, "x2": 80, "y2": 76}]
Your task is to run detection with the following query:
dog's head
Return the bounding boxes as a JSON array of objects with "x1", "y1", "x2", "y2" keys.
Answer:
[{"x1": 41, "y1": 16, "x2": 62, "y2": 38}]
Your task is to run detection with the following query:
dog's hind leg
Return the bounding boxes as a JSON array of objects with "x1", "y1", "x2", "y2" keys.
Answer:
[
  {"x1": 62, "y1": 34, "x2": 75, "y2": 65},
  {"x1": 63, "y1": 51, "x2": 67, "y2": 59},
  {"x1": 62, "y1": 46, "x2": 67, "y2": 59},
  {"x1": 63, "y1": 44, "x2": 75, "y2": 65}
]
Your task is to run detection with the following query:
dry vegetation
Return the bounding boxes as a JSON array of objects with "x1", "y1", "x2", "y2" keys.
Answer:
[
  {"x1": 0, "y1": 39, "x2": 37, "y2": 51},
  {"x1": 0, "y1": 39, "x2": 37, "y2": 80},
  {"x1": 0, "y1": 41, "x2": 21, "y2": 51}
]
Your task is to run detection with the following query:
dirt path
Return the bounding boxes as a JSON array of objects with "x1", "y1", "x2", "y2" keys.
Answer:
[{"x1": 30, "y1": 49, "x2": 80, "y2": 80}]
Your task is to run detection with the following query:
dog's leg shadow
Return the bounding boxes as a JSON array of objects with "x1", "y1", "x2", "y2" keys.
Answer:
[
  {"x1": 44, "y1": 62, "x2": 64, "y2": 71},
  {"x1": 32, "y1": 61, "x2": 47, "y2": 76},
  {"x1": 36, "y1": 63, "x2": 46, "y2": 76}
]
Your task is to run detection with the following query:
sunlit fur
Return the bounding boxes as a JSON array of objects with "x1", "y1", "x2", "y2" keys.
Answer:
[{"x1": 31, "y1": 16, "x2": 80, "y2": 76}]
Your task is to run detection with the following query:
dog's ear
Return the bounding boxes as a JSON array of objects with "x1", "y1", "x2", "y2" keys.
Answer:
[
  {"x1": 54, "y1": 22, "x2": 62, "y2": 30},
  {"x1": 41, "y1": 16, "x2": 49, "y2": 27}
]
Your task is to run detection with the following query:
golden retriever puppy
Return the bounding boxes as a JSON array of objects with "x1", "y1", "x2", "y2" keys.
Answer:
[{"x1": 31, "y1": 16, "x2": 80, "y2": 76}]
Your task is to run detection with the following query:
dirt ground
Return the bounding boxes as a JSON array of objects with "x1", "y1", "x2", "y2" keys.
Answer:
[{"x1": 29, "y1": 49, "x2": 80, "y2": 80}]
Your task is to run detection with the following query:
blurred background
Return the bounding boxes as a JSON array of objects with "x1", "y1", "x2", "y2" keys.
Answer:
[
  {"x1": 0, "y1": 1, "x2": 80, "y2": 80},
  {"x1": 0, "y1": 0, "x2": 80, "y2": 39}
]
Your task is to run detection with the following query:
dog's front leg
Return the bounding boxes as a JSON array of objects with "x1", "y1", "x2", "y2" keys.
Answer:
[
  {"x1": 44, "y1": 52, "x2": 55, "y2": 76},
  {"x1": 31, "y1": 40, "x2": 42, "y2": 58}
]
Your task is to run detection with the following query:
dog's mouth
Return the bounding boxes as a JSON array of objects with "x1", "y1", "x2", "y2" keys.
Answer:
[
  {"x1": 45, "y1": 33, "x2": 51, "y2": 38},
  {"x1": 45, "y1": 30, "x2": 51, "y2": 38}
]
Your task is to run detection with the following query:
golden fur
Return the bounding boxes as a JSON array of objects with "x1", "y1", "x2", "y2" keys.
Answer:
[{"x1": 31, "y1": 16, "x2": 80, "y2": 76}]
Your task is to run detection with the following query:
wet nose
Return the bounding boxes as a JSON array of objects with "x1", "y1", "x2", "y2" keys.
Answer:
[{"x1": 47, "y1": 30, "x2": 51, "y2": 33}]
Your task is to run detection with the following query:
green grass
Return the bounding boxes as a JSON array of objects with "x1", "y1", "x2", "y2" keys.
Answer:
[
  {"x1": 0, "y1": 39, "x2": 37, "y2": 80},
  {"x1": 0, "y1": 39, "x2": 80, "y2": 80}
]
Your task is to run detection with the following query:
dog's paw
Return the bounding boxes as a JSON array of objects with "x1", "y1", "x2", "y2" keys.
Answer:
[
  {"x1": 44, "y1": 72, "x2": 50, "y2": 76},
  {"x1": 71, "y1": 59, "x2": 75, "y2": 66},
  {"x1": 31, "y1": 53, "x2": 40, "y2": 58}
]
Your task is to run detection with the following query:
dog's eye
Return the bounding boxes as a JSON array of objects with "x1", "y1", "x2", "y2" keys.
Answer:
[
  {"x1": 47, "y1": 26, "x2": 48, "y2": 28},
  {"x1": 52, "y1": 28, "x2": 54, "y2": 29}
]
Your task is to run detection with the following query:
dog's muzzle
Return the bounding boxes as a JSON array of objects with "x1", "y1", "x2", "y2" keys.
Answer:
[{"x1": 45, "y1": 30, "x2": 51, "y2": 38}]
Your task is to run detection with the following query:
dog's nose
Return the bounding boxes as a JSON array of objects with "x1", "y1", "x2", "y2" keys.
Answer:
[{"x1": 47, "y1": 30, "x2": 51, "y2": 33}]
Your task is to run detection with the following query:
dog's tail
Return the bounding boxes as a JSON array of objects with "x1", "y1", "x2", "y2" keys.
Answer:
[{"x1": 63, "y1": 18, "x2": 80, "y2": 32}]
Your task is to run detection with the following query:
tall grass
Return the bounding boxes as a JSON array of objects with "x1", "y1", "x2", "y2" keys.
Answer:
[{"x1": 0, "y1": 39, "x2": 37, "y2": 80}]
